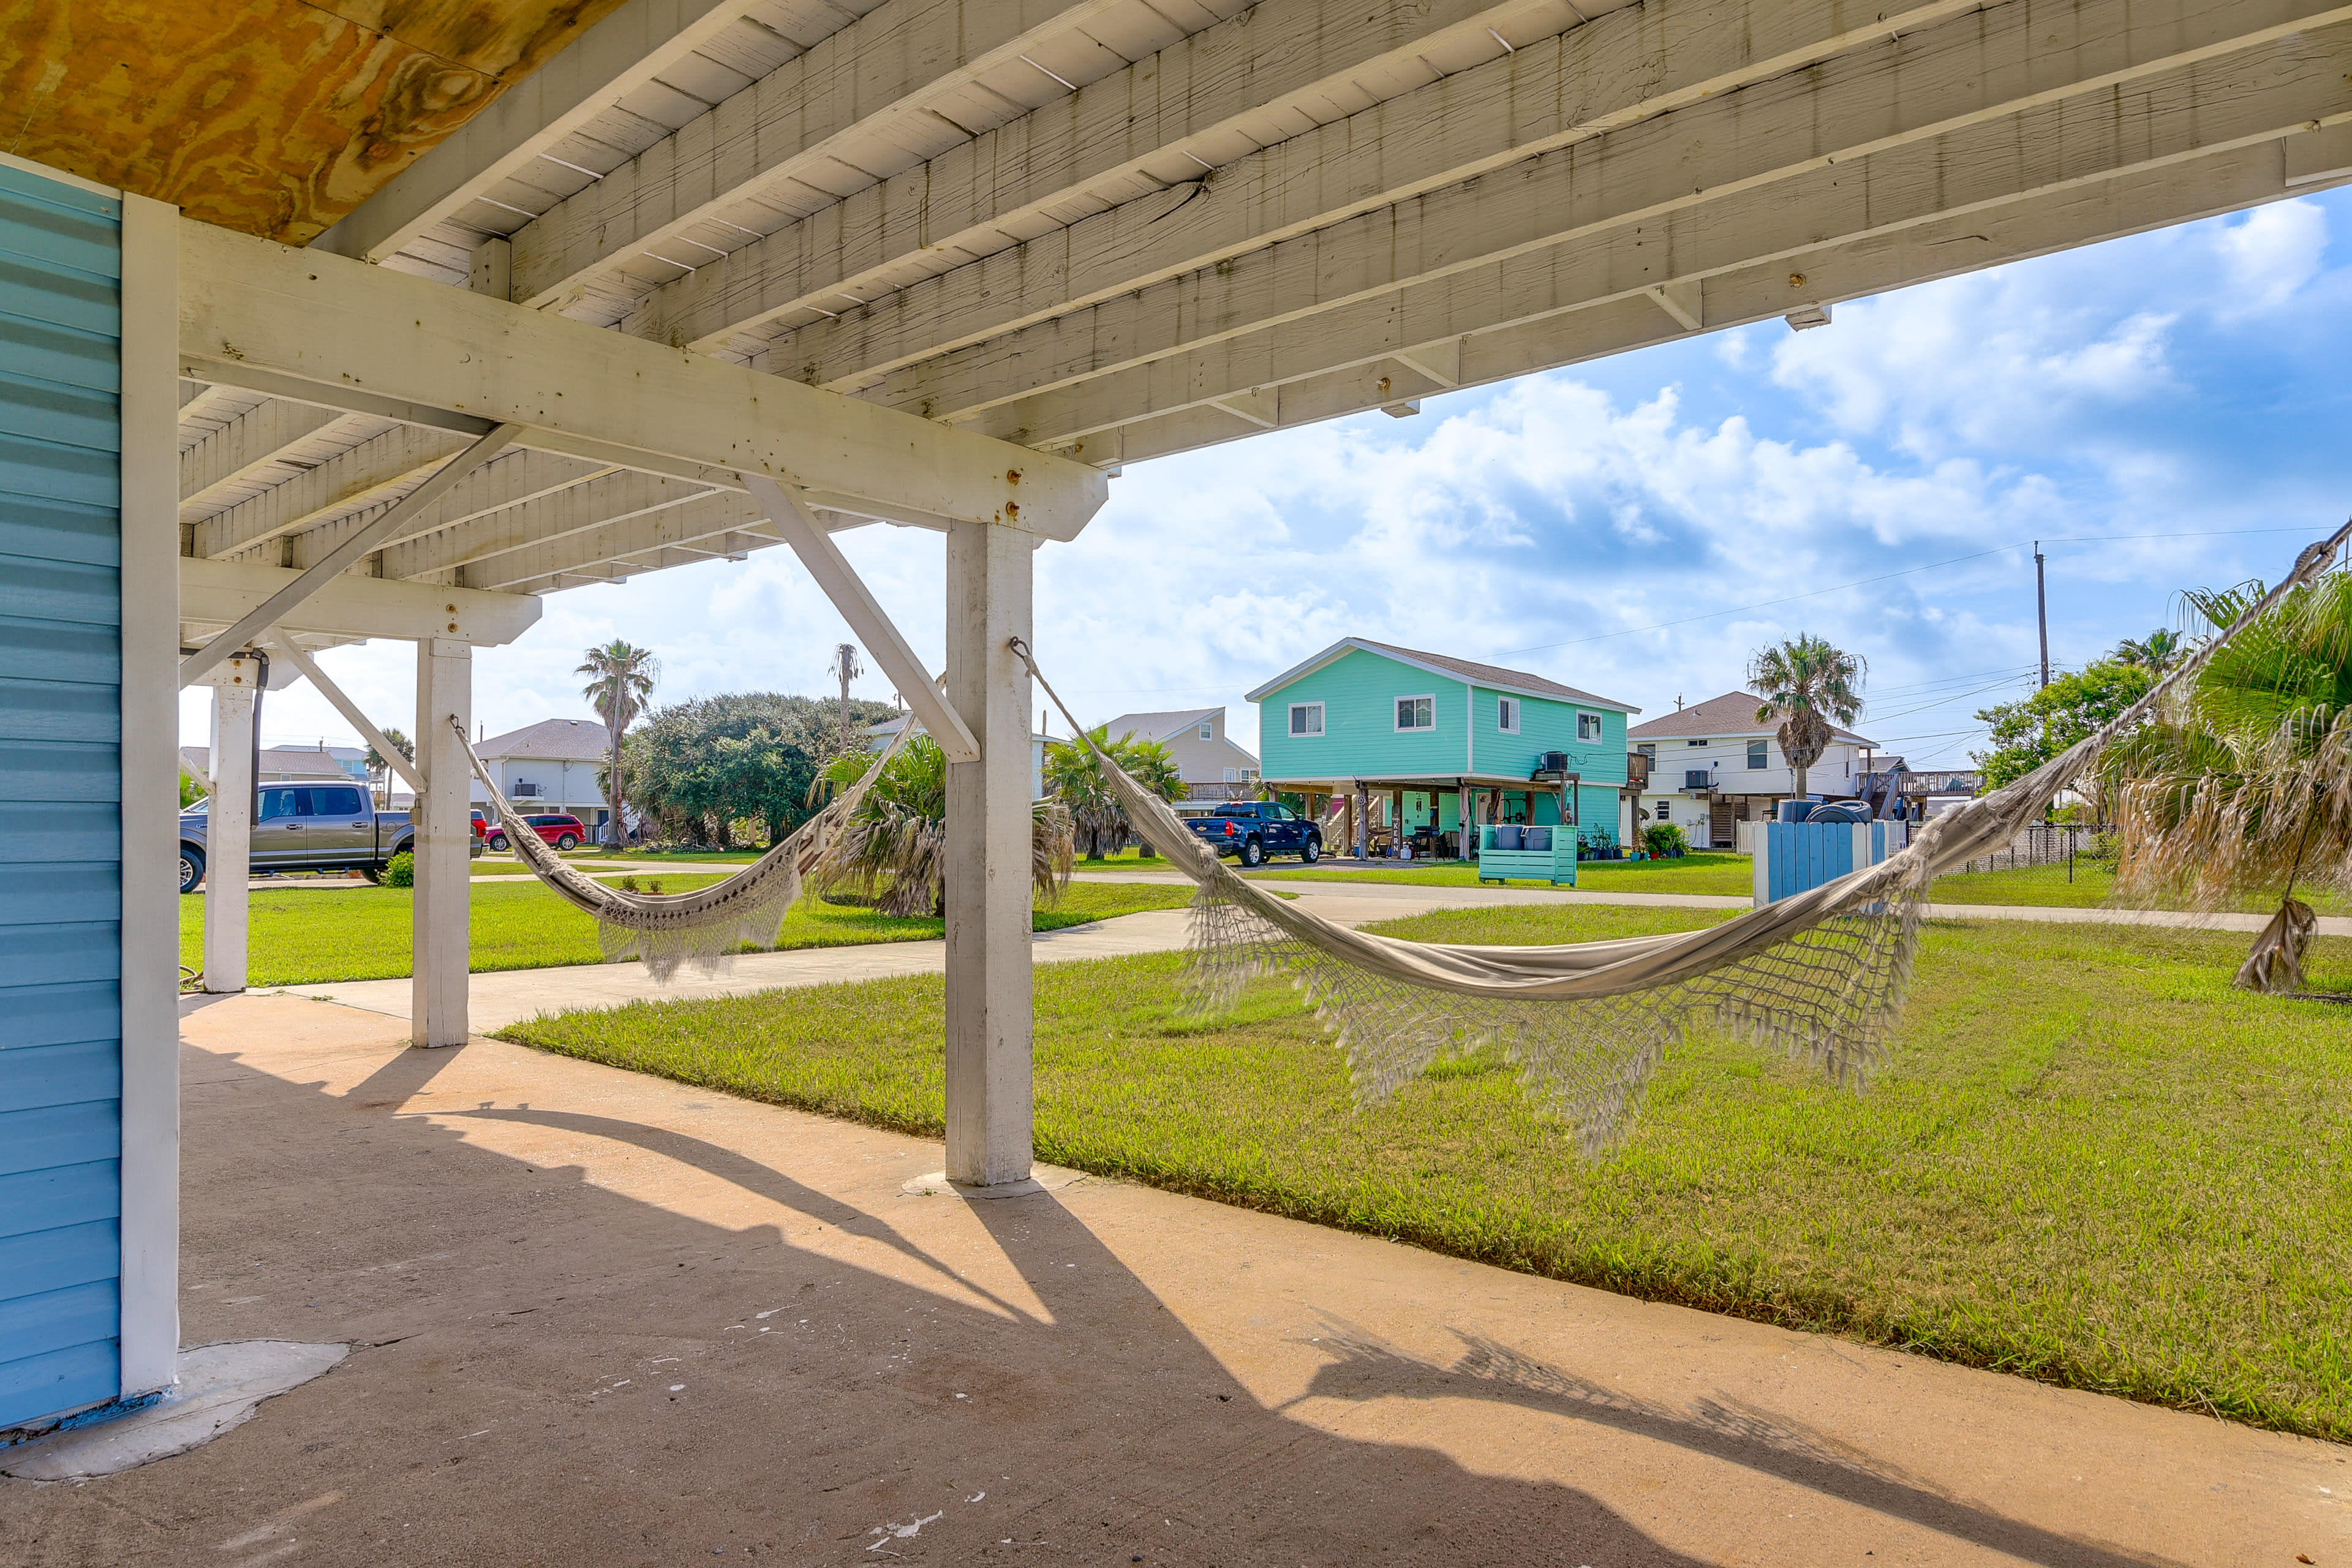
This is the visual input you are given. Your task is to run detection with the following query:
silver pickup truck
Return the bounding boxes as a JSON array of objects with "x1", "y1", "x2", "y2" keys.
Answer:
[{"x1": 178, "y1": 780, "x2": 457, "y2": 893}]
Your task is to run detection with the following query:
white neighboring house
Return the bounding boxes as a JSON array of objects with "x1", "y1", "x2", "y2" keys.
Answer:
[
  {"x1": 867, "y1": 714, "x2": 1051, "y2": 799},
  {"x1": 179, "y1": 743, "x2": 368, "y2": 789},
  {"x1": 1095, "y1": 707, "x2": 1261, "y2": 808},
  {"x1": 470, "y1": 718, "x2": 624, "y2": 837},
  {"x1": 1627, "y1": 692, "x2": 1879, "y2": 850}
]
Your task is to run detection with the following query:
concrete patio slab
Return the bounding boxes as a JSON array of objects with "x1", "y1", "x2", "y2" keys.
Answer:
[{"x1": 6, "y1": 993, "x2": 2341, "y2": 1567}]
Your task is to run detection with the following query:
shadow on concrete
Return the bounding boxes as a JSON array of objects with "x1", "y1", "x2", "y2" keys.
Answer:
[
  {"x1": 4, "y1": 1012, "x2": 2179, "y2": 1567},
  {"x1": 1292, "y1": 1322, "x2": 2179, "y2": 1568}
]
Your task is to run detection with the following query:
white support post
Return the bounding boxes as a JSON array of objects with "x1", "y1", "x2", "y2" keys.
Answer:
[
  {"x1": 202, "y1": 678, "x2": 255, "y2": 993},
  {"x1": 943, "y1": 520, "x2": 1035, "y2": 1188},
  {"x1": 411, "y1": 639, "x2": 473, "y2": 1048}
]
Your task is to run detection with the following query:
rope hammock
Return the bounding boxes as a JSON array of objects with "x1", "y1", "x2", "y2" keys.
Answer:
[
  {"x1": 456, "y1": 521, "x2": 2346, "y2": 1151},
  {"x1": 1016, "y1": 521, "x2": 2351, "y2": 1154},
  {"x1": 452, "y1": 713, "x2": 916, "y2": 979}
]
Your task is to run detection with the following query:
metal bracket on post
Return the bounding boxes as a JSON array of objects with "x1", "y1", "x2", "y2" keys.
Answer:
[{"x1": 742, "y1": 473, "x2": 981, "y2": 762}]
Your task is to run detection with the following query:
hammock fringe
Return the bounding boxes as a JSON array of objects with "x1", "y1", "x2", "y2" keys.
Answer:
[{"x1": 1012, "y1": 517, "x2": 2350, "y2": 1153}]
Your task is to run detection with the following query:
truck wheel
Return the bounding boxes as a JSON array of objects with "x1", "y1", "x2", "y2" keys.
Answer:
[
  {"x1": 556, "y1": 832, "x2": 579, "y2": 850},
  {"x1": 1300, "y1": 836, "x2": 1320, "y2": 864},
  {"x1": 1240, "y1": 838, "x2": 1264, "y2": 867},
  {"x1": 178, "y1": 847, "x2": 204, "y2": 895},
  {"x1": 359, "y1": 865, "x2": 384, "y2": 885}
]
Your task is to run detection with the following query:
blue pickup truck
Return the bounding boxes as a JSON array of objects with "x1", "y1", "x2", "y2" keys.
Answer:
[{"x1": 1184, "y1": 800, "x2": 1322, "y2": 866}]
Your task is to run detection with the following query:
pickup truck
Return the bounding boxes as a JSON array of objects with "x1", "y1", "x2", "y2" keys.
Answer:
[
  {"x1": 1184, "y1": 800, "x2": 1322, "y2": 867},
  {"x1": 178, "y1": 780, "x2": 478, "y2": 893}
]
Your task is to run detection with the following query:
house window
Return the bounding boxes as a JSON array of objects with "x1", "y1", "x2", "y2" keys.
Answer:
[
  {"x1": 1637, "y1": 744, "x2": 1656, "y2": 759},
  {"x1": 1687, "y1": 739, "x2": 1706, "y2": 747},
  {"x1": 1497, "y1": 696, "x2": 1520, "y2": 733},
  {"x1": 1747, "y1": 740, "x2": 1768, "y2": 769},
  {"x1": 1199, "y1": 720, "x2": 1215, "y2": 740},
  {"x1": 1577, "y1": 712, "x2": 1602, "y2": 742},
  {"x1": 1395, "y1": 695, "x2": 1434, "y2": 731},
  {"x1": 1289, "y1": 702, "x2": 1324, "y2": 737},
  {"x1": 1655, "y1": 799, "x2": 1670, "y2": 821}
]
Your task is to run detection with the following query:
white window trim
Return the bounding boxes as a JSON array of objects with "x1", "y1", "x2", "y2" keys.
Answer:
[
  {"x1": 1575, "y1": 710, "x2": 1604, "y2": 742},
  {"x1": 1497, "y1": 696, "x2": 1520, "y2": 734},
  {"x1": 1288, "y1": 701, "x2": 1325, "y2": 737},
  {"x1": 1394, "y1": 693, "x2": 1437, "y2": 732},
  {"x1": 1746, "y1": 741, "x2": 1770, "y2": 769},
  {"x1": 1199, "y1": 720, "x2": 1215, "y2": 740}
]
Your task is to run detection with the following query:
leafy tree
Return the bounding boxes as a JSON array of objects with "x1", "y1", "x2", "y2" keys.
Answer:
[
  {"x1": 811, "y1": 734, "x2": 1072, "y2": 915},
  {"x1": 1971, "y1": 660, "x2": 2156, "y2": 812},
  {"x1": 626, "y1": 692, "x2": 896, "y2": 848},
  {"x1": 2114, "y1": 627, "x2": 2187, "y2": 673},
  {"x1": 363, "y1": 726, "x2": 412, "y2": 807},
  {"x1": 577, "y1": 641, "x2": 659, "y2": 847},
  {"x1": 1747, "y1": 634, "x2": 1864, "y2": 800},
  {"x1": 1042, "y1": 728, "x2": 1186, "y2": 859}
]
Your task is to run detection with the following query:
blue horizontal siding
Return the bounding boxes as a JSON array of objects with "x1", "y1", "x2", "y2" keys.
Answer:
[
  {"x1": 0, "y1": 429, "x2": 116, "y2": 508},
  {"x1": 0, "y1": 1099, "x2": 119, "y2": 1177},
  {"x1": 0, "y1": 252, "x2": 118, "y2": 336},
  {"x1": 0, "y1": 1219, "x2": 119, "y2": 1302},
  {"x1": 0, "y1": 739, "x2": 121, "y2": 802},
  {"x1": 0, "y1": 1160, "x2": 119, "y2": 1240},
  {"x1": 0, "y1": 1280, "x2": 118, "y2": 1368},
  {"x1": 0, "y1": 493, "x2": 118, "y2": 567},
  {"x1": 0, "y1": 1039, "x2": 121, "y2": 1114},
  {"x1": 0, "y1": 804, "x2": 119, "y2": 864},
  {"x1": 1, "y1": 924, "x2": 121, "y2": 987},
  {"x1": 0, "y1": 862, "x2": 117, "y2": 922},
  {"x1": 0, "y1": 1338, "x2": 118, "y2": 1432},
  {"x1": 0, "y1": 614, "x2": 119, "y2": 687},
  {"x1": 0, "y1": 312, "x2": 119, "y2": 394},
  {"x1": 0, "y1": 178, "x2": 122, "y2": 277},
  {"x1": 0, "y1": 369, "x2": 122, "y2": 451},
  {"x1": 0, "y1": 678, "x2": 121, "y2": 744},
  {"x1": 0, "y1": 551, "x2": 120, "y2": 627},
  {"x1": 0, "y1": 985, "x2": 123, "y2": 1050}
]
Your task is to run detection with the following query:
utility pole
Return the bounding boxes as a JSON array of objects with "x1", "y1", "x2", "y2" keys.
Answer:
[
  {"x1": 829, "y1": 642, "x2": 864, "y2": 750},
  {"x1": 2034, "y1": 541, "x2": 2051, "y2": 688}
]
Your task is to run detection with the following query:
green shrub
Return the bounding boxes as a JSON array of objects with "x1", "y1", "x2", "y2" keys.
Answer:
[
  {"x1": 385, "y1": 851, "x2": 415, "y2": 888},
  {"x1": 1641, "y1": 821, "x2": 1689, "y2": 857}
]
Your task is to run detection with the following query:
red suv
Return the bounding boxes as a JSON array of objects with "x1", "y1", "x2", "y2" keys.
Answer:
[{"x1": 487, "y1": 812, "x2": 590, "y2": 851}]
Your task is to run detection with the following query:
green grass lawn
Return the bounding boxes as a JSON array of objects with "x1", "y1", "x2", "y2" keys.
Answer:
[
  {"x1": 500, "y1": 902, "x2": 2352, "y2": 1441},
  {"x1": 183, "y1": 879, "x2": 1196, "y2": 987},
  {"x1": 1245, "y1": 851, "x2": 1755, "y2": 897}
]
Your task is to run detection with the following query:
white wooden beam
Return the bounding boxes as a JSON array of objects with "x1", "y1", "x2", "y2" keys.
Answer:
[
  {"x1": 381, "y1": 466, "x2": 717, "y2": 579},
  {"x1": 764, "y1": 0, "x2": 2352, "y2": 394},
  {"x1": 316, "y1": 0, "x2": 779, "y2": 266},
  {"x1": 179, "y1": 556, "x2": 543, "y2": 646},
  {"x1": 191, "y1": 423, "x2": 467, "y2": 560},
  {"x1": 262, "y1": 634, "x2": 428, "y2": 796},
  {"x1": 458, "y1": 487, "x2": 759, "y2": 589},
  {"x1": 866, "y1": 10, "x2": 2352, "y2": 435},
  {"x1": 745, "y1": 475, "x2": 981, "y2": 761},
  {"x1": 178, "y1": 400, "x2": 342, "y2": 516},
  {"x1": 178, "y1": 217, "x2": 1109, "y2": 541},
  {"x1": 506, "y1": 0, "x2": 1134, "y2": 309},
  {"x1": 1645, "y1": 281, "x2": 1702, "y2": 333},
  {"x1": 1208, "y1": 388, "x2": 1278, "y2": 429},
  {"x1": 181, "y1": 426, "x2": 524, "y2": 687},
  {"x1": 625, "y1": 0, "x2": 1623, "y2": 351},
  {"x1": 285, "y1": 448, "x2": 619, "y2": 573}
]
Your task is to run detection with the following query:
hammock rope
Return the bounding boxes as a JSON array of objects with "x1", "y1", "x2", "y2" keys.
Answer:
[
  {"x1": 451, "y1": 712, "x2": 916, "y2": 979},
  {"x1": 1010, "y1": 517, "x2": 2352, "y2": 1153}
]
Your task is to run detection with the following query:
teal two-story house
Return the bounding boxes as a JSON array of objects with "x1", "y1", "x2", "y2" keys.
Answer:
[{"x1": 1245, "y1": 639, "x2": 1640, "y2": 857}]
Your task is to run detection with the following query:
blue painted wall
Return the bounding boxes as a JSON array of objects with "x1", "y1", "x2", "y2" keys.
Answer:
[{"x1": 0, "y1": 162, "x2": 125, "y2": 1431}]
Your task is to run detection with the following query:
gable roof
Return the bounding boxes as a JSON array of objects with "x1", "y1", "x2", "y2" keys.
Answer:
[
  {"x1": 1245, "y1": 638, "x2": 1638, "y2": 714},
  {"x1": 477, "y1": 718, "x2": 614, "y2": 761},
  {"x1": 1099, "y1": 707, "x2": 1218, "y2": 741},
  {"x1": 1627, "y1": 691, "x2": 1877, "y2": 747}
]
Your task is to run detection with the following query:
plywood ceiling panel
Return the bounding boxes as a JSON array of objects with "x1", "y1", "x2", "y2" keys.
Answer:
[{"x1": 1, "y1": 0, "x2": 628, "y2": 242}]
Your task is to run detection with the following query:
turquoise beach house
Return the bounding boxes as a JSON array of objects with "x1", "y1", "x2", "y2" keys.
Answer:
[{"x1": 1245, "y1": 639, "x2": 1642, "y2": 858}]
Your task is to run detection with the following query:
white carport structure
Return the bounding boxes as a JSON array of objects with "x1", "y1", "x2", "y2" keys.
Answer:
[{"x1": 3, "y1": 0, "x2": 2350, "y2": 1436}]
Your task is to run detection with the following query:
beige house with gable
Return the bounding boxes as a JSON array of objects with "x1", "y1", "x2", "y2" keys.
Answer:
[
  {"x1": 1096, "y1": 707, "x2": 1262, "y2": 804},
  {"x1": 1627, "y1": 693, "x2": 1879, "y2": 850}
]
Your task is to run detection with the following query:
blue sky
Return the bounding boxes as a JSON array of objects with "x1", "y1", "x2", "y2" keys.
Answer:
[{"x1": 202, "y1": 187, "x2": 2352, "y2": 772}]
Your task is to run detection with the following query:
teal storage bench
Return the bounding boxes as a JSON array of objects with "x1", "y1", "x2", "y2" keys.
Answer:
[{"x1": 1476, "y1": 824, "x2": 1577, "y2": 886}]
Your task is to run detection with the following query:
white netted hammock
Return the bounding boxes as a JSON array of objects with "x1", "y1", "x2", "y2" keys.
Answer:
[{"x1": 470, "y1": 523, "x2": 2347, "y2": 1151}]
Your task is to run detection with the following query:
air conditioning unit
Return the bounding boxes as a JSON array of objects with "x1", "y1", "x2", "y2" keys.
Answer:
[
  {"x1": 1683, "y1": 770, "x2": 1713, "y2": 791},
  {"x1": 513, "y1": 781, "x2": 542, "y2": 798}
]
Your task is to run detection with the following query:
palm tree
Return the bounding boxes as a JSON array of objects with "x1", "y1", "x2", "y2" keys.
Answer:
[
  {"x1": 364, "y1": 726, "x2": 412, "y2": 807},
  {"x1": 577, "y1": 641, "x2": 659, "y2": 848},
  {"x1": 2114, "y1": 628, "x2": 2187, "y2": 673},
  {"x1": 1747, "y1": 634, "x2": 1865, "y2": 801},
  {"x1": 810, "y1": 735, "x2": 1072, "y2": 915},
  {"x1": 1043, "y1": 728, "x2": 1186, "y2": 858}
]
